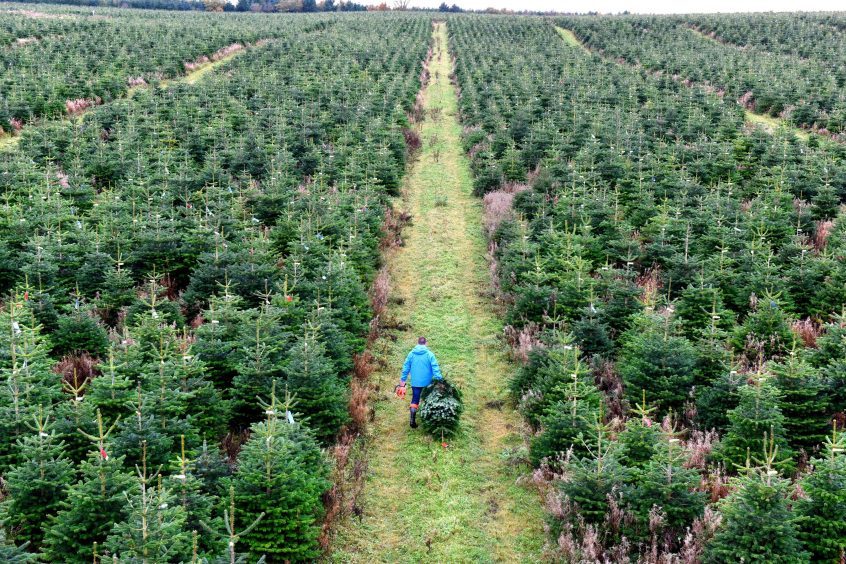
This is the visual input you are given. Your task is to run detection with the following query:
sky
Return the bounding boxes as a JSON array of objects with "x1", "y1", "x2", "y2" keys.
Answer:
[{"x1": 360, "y1": 0, "x2": 846, "y2": 13}]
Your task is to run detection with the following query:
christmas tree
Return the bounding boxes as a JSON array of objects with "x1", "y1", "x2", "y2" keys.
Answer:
[
  {"x1": 769, "y1": 351, "x2": 830, "y2": 453},
  {"x1": 713, "y1": 378, "x2": 794, "y2": 474},
  {"x1": 200, "y1": 485, "x2": 265, "y2": 564},
  {"x1": 704, "y1": 439, "x2": 808, "y2": 563},
  {"x1": 0, "y1": 294, "x2": 62, "y2": 472},
  {"x1": 282, "y1": 332, "x2": 349, "y2": 444},
  {"x1": 418, "y1": 377, "x2": 464, "y2": 439},
  {"x1": 105, "y1": 441, "x2": 191, "y2": 562},
  {"x1": 0, "y1": 407, "x2": 74, "y2": 550},
  {"x1": 625, "y1": 430, "x2": 705, "y2": 549},
  {"x1": 618, "y1": 313, "x2": 699, "y2": 416},
  {"x1": 42, "y1": 411, "x2": 134, "y2": 563},
  {"x1": 795, "y1": 425, "x2": 846, "y2": 562},
  {"x1": 229, "y1": 386, "x2": 330, "y2": 561},
  {"x1": 530, "y1": 371, "x2": 601, "y2": 467}
]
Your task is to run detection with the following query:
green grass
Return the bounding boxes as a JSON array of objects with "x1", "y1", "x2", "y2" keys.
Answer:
[
  {"x1": 744, "y1": 110, "x2": 810, "y2": 141},
  {"x1": 0, "y1": 133, "x2": 20, "y2": 151},
  {"x1": 554, "y1": 25, "x2": 590, "y2": 54},
  {"x1": 329, "y1": 21, "x2": 545, "y2": 563}
]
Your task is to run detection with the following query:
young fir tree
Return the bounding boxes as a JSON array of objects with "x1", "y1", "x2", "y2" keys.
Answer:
[
  {"x1": 231, "y1": 307, "x2": 287, "y2": 427},
  {"x1": 199, "y1": 485, "x2": 265, "y2": 564},
  {"x1": 625, "y1": 429, "x2": 706, "y2": 549},
  {"x1": 530, "y1": 370, "x2": 602, "y2": 467},
  {"x1": 732, "y1": 295, "x2": 794, "y2": 363},
  {"x1": 282, "y1": 331, "x2": 348, "y2": 444},
  {"x1": 41, "y1": 410, "x2": 134, "y2": 563},
  {"x1": 556, "y1": 423, "x2": 627, "y2": 535},
  {"x1": 713, "y1": 378, "x2": 794, "y2": 474},
  {"x1": 85, "y1": 344, "x2": 134, "y2": 423},
  {"x1": 229, "y1": 386, "x2": 330, "y2": 562},
  {"x1": 618, "y1": 313, "x2": 699, "y2": 416},
  {"x1": 105, "y1": 441, "x2": 191, "y2": 562},
  {"x1": 704, "y1": 438, "x2": 808, "y2": 563},
  {"x1": 0, "y1": 530, "x2": 36, "y2": 563},
  {"x1": 769, "y1": 351, "x2": 831, "y2": 453},
  {"x1": 695, "y1": 368, "x2": 746, "y2": 433},
  {"x1": 795, "y1": 425, "x2": 846, "y2": 562},
  {"x1": 165, "y1": 436, "x2": 221, "y2": 556},
  {"x1": 617, "y1": 391, "x2": 662, "y2": 469},
  {"x1": 0, "y1": 407, "x2": 74, "y2": 550},
  {"x1": 0, "y1": 294, "x2": 62, "y2": 471},
  {"x1": 514, "y1": 334, "x2": 587, "y2": 427},
  {"x1": 111, "y1": 385, "x2": 175, "y2": 468}
]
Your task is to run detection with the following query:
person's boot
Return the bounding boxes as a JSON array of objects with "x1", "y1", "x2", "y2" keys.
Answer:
[{"x1": 409, "y1": 408, "x2": 418, "y2": 429}]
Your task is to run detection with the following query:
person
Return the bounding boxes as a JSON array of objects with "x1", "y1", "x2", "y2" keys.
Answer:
[{"x1": 398, "y1": 336, "x2": 442, "y2": 428}]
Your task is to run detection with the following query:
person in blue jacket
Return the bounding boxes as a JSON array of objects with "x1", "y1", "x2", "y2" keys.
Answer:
[{"x1": 398, "y1": 336, "x2": 442, "y2": 428}]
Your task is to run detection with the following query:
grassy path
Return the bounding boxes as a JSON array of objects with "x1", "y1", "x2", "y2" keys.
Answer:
[
  {"x1": 553, "y1": 24, "x2": 813, "y2": 143},
  {"x1": 330, "y1": 21, "x2": 545, "y2": 563},
  {"x1": 0, "y1": 43, "x2": 252, "y2": 153}
]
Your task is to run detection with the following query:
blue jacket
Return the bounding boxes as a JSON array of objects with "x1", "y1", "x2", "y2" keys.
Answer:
[{"x1": 401, "y1": 345, "x2": 442, "y2": 387}]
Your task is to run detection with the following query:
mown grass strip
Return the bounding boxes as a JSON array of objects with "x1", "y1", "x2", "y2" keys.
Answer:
[
  {"x1": 330, "y1": 20, "x2": 544, "y2": 564},
  {"x1": 554, "y1": 25, "x2": 591, "y2": 54}
]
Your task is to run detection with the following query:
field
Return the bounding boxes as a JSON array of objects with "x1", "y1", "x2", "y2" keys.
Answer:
[{"x1": 0, "y1": 4, "x2": 845, "y2": 563}]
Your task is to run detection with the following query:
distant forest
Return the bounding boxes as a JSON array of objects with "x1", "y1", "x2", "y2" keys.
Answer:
[{"x1": 0, "y1": 0, "x2": 375, "y2": 13}]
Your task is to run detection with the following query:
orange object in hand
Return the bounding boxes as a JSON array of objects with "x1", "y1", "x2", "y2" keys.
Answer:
[{"x1": 395, "y1": 384, "x2": 406, "y2": 399}]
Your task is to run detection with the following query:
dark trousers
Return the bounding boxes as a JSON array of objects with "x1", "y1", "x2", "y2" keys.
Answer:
[{"x1": 410, "y1": 386, "x2": 423, "y2": 409}]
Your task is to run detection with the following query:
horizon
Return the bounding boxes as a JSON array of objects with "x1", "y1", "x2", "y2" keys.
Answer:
[{"x1": 357, "y1": 0, "x2": 846, "y2": 14}]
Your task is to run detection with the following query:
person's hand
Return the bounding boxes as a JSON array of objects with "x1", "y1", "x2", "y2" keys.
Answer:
[{"x1": 398, "y1": 380, "x2": 406, "y2": 387}]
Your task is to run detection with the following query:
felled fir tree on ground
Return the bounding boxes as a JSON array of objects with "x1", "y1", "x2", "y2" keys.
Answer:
[
  {"x1": 229, "y1": 385, "x2": 330, "y2": 562},
  {"x1": 419, "y1": 378, "x2": 464, "y2": 439},
  {"x1": 796, "y1": 425, "x2": 846, "y2": 562}
]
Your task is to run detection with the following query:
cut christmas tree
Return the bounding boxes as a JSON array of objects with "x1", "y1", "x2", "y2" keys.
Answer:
[{"x1": 418, "y1": 378, "x2": 463, "y2": 438}]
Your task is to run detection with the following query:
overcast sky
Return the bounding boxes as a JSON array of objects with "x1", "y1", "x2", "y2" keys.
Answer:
[{"x1": 362, "y1": 0, "x2": 845, "y2": 13}]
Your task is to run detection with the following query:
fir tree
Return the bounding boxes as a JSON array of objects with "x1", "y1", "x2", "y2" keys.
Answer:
[
  {"x1": 105, "y1": 441, "x2": 191, "y2": 562},
  {"x1": 418, "y1": 378, "x2": 464, "y2": 439},
  {"x1": 0, "y1": 295, "x2": 62, "y2": 471},
  {"x1": 769, "y1": 351, "x2": 831, "y2": 453},
  {"x1": 165, "y1": 436, "x2": 221, "y2": 556},
  {"x1": 283, "y1": 332, "x2": 348, "y2": 444},
  {"x1": 704, "y1": 439, "x2": 808, "y2": 563},
  {"x1": 796, "y1": 425, "x2": 846, "y2": 562},
  {"x1": 713, "y1": 378, "x2": 794, "y2": 474},
  {"x1": 556, "y1": 426, "x2": 627, "y2": 531},
  {"x1": 625, "y1": 430, "x2": 706, "y2": 549},
  {"x1": 231, "y1": 307, "x2": 286, "y2": 426},
  {"x1": 42, "y1": 411, "x2": 134, "y2": 563},
  {"x1": 733, "y1": 295, "x2": 794, "y2": 363},
  {"x1": 200, "y1": 485, "x2": 265, "y2": 564},
  {"x1": 0, "y1": 407, "x2": 74, "y2": 550},
  {"x1": 619, "y1": 314, "x2": 699, "y2": 416},
  {"x1": 530, "y1": 371, "x2": 602, "y2": 467},
  {"x1": 0, "y1": 530, "x2": 35, "y2": 563},
  {"x1": 617, "y1": 391, "x2": 661, "y2": 469},
  {"x1": 695, "y1": 368, "x2": 746, "y2": 433},
  {"x1": 229, "y1": 386, "x2": 330, "y2": 562}
]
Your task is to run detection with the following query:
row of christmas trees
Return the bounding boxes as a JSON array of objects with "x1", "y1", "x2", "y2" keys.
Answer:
[{"x1": 0, "y1": 280, "x2": 365, "y2": 561}]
